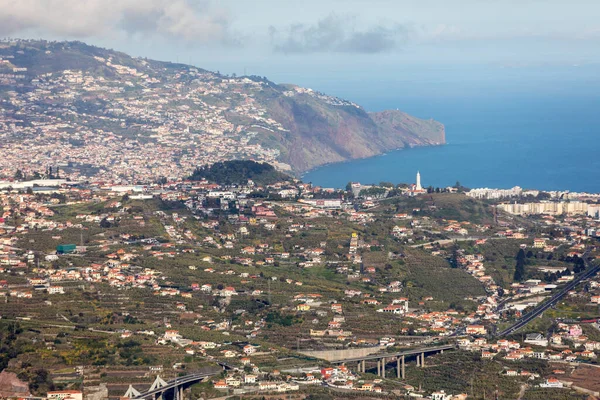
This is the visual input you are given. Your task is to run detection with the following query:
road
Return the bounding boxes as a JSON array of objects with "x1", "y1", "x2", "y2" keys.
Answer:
[
  {"x1": 132, "y1": 372, "x2": 216, "y2": 399},
  {"x1": 132, "y1": 361, "x2": 235, "y2": 399},
  {"x1": 497, "y1": 251, "x2": 598, "y2": 337},
  {"x1": 328, "y1": 344, "x2": 455, "y2": 364},
  {"x1": 409, "y1": 236, "x2": 506, "y2": 248}
]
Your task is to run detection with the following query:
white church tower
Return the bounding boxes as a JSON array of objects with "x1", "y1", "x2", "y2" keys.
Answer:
[{"x1": 416, "y1": 171, "x2": 422, "y2": 191}]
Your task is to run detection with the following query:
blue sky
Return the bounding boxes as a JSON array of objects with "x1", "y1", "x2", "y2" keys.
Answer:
[{"x1": 2, "y1": 0, "x2": 599, "y2": 107}]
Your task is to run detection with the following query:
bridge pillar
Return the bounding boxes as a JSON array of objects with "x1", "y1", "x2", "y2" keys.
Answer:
[
  {"x1": 361, "y1": 360, "x2": 365, "y2": 373},
  {"x1": 377, "y1": 360, "x2": 381, "y2": 376},
  {"x1": 402, "y1": 355, "x2": 405, "y2": 379},
  {"x1": 441, "y1": 349, "x2": 444, "y2": 354},
  {"x1": 179, "y1": 386, "x2": 184, "y2": 400},
  {"x1": 421, "y1": 352, "x2": 425, "y2": 367},
  {"x1": 416, "y1": 355, "x2": 420, "y2": 367},
  {"x1": 381, "y1": 357, "x2": 386, "y2": 378}
]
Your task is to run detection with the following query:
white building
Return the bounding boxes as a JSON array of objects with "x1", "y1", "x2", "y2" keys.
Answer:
[
  {"x1": 47, "y1": 391, "x2": 83, "y2": 400},
  {"x1": 48, "y1": 286, "x2": 65, "y2": 294},
  {"x1": 540, "y1": 378, "x2": 563, "y2": 388}
]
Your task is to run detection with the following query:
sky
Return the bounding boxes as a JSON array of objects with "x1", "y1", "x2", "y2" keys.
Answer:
[{"x1": 2, "y1": 0, "x2": 599, "y2": 109}]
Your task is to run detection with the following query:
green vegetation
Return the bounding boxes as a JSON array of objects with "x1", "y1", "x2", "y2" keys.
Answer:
[
  {"x1": 514, "y1": 248, "x2": 526, "y2": 282},
  {"x1": 404, "y1": 351, "x2": 547, "y2": 399},
  {"x1": 189, "y1": 160, "x2": 290, "y2": 185},
  {"x1": 358, "y1": 187, "x2": 388, "y2": 198},
  {"x1": 0, "y1": 321, "x2": 25, "y2": 371},
  {"x1": 523, "y1": 388, "x2": 588, "y2": 400},
  {"x1": 265, "y1": 311, "x2": 301, "y2": 327}
]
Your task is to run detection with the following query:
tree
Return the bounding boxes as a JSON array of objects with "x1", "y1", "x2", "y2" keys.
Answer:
[
  {"x1": 449, "y1": 244, "x2": 460, "y2": 268},
  {"x1": 514, "y1": 248, "x2": 526, "y2": 282},
  {"x1": 536, "y1": 192, "x2": 552, "y2": 200},
  {"x1": 100, "y1": 217, "x2": 112, "y2": 228},
  {"x1": 526, "y1": 250, "x2": 534, "y2": 258}
]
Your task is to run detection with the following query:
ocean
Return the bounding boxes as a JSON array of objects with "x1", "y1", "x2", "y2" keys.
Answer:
[{"x1": 303, "y1": 93, "x2": 600, "y2": 193}]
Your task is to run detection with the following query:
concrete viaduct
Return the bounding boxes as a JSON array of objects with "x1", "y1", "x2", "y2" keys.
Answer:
[
  {"x1": 124, "y1": 362, "x2": 235, "y2": 400},
  {"x1": 329, "y1": 344, "x2": 455, "y2": 379}
]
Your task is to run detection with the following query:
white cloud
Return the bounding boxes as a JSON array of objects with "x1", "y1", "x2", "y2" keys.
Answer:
[
  {"x1": 0, "y1": 0, "x2": 235, "y2": 44},
  {"x1": 269, "y1": 14, "x2": 411, "y2": 54}
]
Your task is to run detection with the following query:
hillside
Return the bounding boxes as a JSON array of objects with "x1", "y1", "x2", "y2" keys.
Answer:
[
  {"x1": 189, "y1": 160, "x2": 291, "y2": 186},
  {"x1": 0, "y1": 39, "x2": 445, "y2": 181}
]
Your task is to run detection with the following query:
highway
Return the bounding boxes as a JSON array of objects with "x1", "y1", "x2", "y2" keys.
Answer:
[
  {"x1": 132, "y1": 372, "x2": 216, "y2": 399},
  {"x1": 131, "y1": 361, "x2": 235, "y2": 399},
  {"x1": 328, "y1": 344, "x2": 455, "y2": 364},
  {"x1": 497, "y1": 252, "x2": 598, "y2": 337}
]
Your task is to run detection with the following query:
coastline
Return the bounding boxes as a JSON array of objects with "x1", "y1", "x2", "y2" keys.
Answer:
[{"x1": 299, "y1": 142, "x2": 447, "y2": 183}]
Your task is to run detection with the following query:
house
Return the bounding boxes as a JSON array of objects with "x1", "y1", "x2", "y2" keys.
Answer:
[
  {"x1": 221, "y1": 350, "x2": 237, "y2": 358},
  {"x1": 581, "y1": 350, "x2": 596, "y2": 358},
  {"x1": 569, "y1": 325, "x2": 583, "y2": 337},
  {"x1": 431, "y1": 390, "x2": 452, "y2": 400},
  {"x1": 360, "y1": 383, "x2": 374, "y2": 391},
  {"x1": 362, "y1": 298, "x2": 380, "y2": 305},
  {"x1": 243, "y1": 345, "x2": 256, "y2": 355},
  {"x1": 213, "y1": 380, "x2": 228, "y2": 389},
  {"x1": 221, "y1": 286, "x2": 237, "y2": 296},
  {"x1": 379, "y1": 304, "x2": 407, "y2": 314},
  {"x1": 259, "y1": 381, "x2": 278, "y2": 391},
  {"x1": 328, "y1": 321, "x2": 341, "y2": 329},
  {"x1": 331, "y1": 303, "x2": 343, "y2": 313},
  {"x1": 241, "y1": 246, "x2": 255, "y2": 255},
  {"x1": 225, "y1": 376, "x2": 241, "y2": 387},
  {"x1": 47, "y1": 391, "x2": 83, "y2": 400},
  {"x1": 201, "y1": 284, "x2": 212, "y2": 293},
  {"x1": 244, "y1": 374, "x2": 257, "y2": 384},
  {"x1": 466, "y1": 325, "x2": 487, "y2": 335},
  {"x1": 505, "y1": 352, "x2": 524, "y2": 361},
  {"x1": 540, "y1": 378, "x2": 563, "y2": 388},
  {"x1": 48, "y1": 286, "x2": 65, "y2": 294},
  {"x1": 524, "y1": 333, "x2": 548, "y2": 347}
]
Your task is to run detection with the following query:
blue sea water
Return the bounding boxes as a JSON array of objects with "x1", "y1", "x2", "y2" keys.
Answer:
[{"x1": 303, "y1": 93, "x2": 600, "y2": 193}]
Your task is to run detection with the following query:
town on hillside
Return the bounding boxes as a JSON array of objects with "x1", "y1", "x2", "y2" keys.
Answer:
[{"x1": 0, "y1": 163, "x2": 600, "y2": 399}]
